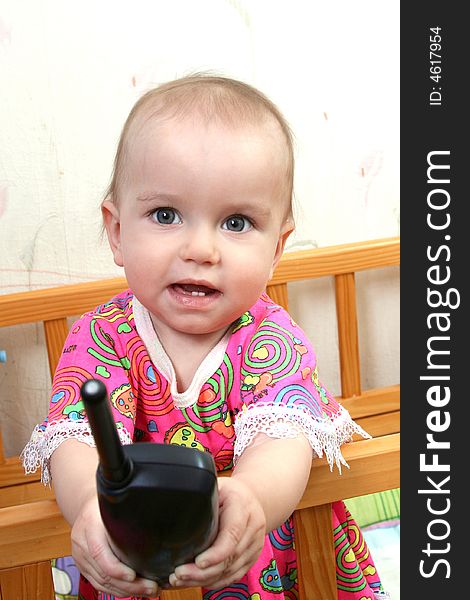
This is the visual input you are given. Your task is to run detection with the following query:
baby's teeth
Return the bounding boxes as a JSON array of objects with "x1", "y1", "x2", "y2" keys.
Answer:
[{"x1": 191, "y1": 291, "x2": 206, "y2": 296}]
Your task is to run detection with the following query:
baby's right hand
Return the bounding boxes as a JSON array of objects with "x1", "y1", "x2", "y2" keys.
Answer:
[{"x1": 71, "y1": 495, "x2": 159, "y2": 598}]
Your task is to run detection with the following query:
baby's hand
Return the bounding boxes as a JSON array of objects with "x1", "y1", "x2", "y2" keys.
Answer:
[
  {"x1": 71, "y1": 495, "x2": 159, "y2": 598},
  {"x1": 169, "y1": 477, "x2": 266, "y2": 589}
]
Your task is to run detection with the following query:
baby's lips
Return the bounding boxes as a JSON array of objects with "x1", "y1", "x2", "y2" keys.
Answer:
[
  {"x1": 180, "y1": 283, "x2": 216, "y2": 294},
  {"x1": 171, "y1": 282, "x2": 221, "y2": 296}
]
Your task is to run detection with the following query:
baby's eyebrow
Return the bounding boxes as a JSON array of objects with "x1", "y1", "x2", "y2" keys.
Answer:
[
  {"x1": 225, "y1": 202, "x2": 272, "y2": 219},
  {"x1": 136, "y1": 192, "x2": 180, "y2": 203}
]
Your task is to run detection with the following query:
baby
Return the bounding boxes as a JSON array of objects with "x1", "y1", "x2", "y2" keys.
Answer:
[{"x1": 23, "y1": 74, "x2": 387, "y2": 599}]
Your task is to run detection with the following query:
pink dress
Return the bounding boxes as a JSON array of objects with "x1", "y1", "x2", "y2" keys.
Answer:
[{"x1": 23, "y1": 291, "x2": 388, "y2": 599}]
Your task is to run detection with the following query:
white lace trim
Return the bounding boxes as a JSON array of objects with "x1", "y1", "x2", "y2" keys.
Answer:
[
  {"x1": 233, "y1": 403, "x2": 370, "y2": 473},
  {"x1": 21, "y1": 421, "x2": 133, "y2": 486}
]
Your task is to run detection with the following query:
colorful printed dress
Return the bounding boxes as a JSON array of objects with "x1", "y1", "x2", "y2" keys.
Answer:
[{"x1": 23, "y1": 291, "x2": 388, "y2": 600}]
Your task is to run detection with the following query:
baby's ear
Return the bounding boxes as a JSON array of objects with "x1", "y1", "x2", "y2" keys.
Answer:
[
  {"x1": 101, "y1": 199, "x2": 124, "y2": 267},
  {"x1": 270, "y1": 219, "x2": 294, "y2": 279}
]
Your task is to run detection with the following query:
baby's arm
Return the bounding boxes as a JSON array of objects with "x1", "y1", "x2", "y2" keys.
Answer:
[
  {"x1": 169, "y1": 433, "x2": 312, "y2": 589},
  {"x1": 230, "y1": 432, "x2": 312, "y2": 530},
  {"x1": 50, "y1": 439, "x2": 159, "y2": 598}
]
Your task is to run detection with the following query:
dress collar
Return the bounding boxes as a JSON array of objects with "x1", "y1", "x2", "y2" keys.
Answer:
[{"x1": 132, "y1": 296, "x2": 232, "y2": 408}]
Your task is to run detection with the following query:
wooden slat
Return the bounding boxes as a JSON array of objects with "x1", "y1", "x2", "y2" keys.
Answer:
[
  {"x1": 0, "y1": 277, "x2": 128, "y2": 327},
  {"x1": 335, "y1": 273, "x2": 361, "y2": 397},
  {"x1": 294, "y1": 504, "x2": 336, "y2": 600},
  {"x1": 0, "y1": 561, "x2": 201, "y2": 600},
  {"x1": 0, "y1": 500, "x2": 71, "y2": 569},
  {"x1": 0, "y1": 561, "x2": 55, "y2": 600},
  {"x1": 354, "y1": 411, "x2": 400, "y2": 438},
  {"x1": 161, "y1": 588, "x2": 203, "y2": 600},
  {"x1": 270, "y1": 237, "x2": 399, "y2": 285},
  {"x1": 340, "y1": 385, "x2": 400, "y2": 419},
  {"x1": 266, "y1": 282, "x2": 289, "y2": 311},
  {"x1": 0, "y1": 457, "x2": 41, "y2": 489},
  {"x1": 44, "y1": 318, "x2": 70, "y2": 378},
  {"x1": 0, "y1": 482, "x2": 54, "y2": 509},
  {"x1": 297, "y1": 434, "x2": 400, "y2": 509}
]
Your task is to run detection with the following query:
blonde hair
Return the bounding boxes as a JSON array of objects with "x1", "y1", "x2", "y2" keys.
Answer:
[{"x1": 104, "y1": 73, "x2": 295, "y2": 218}]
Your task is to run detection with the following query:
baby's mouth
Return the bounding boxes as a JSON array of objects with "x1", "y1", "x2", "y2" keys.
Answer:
[{"x1": 170, "y1": 283, "x2": 219, "y2": 297}]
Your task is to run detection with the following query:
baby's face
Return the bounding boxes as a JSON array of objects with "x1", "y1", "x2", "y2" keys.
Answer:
[{"x1": 103, "y1": 116, "x2": 292, "y2": 339}]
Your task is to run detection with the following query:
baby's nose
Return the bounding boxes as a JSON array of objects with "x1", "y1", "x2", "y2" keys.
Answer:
[{"x1": 179, "y1": 227, "x2": 220, "y2": 265}]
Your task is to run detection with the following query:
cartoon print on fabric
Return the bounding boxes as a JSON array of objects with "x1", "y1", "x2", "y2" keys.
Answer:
[
  {"x1": 62, "y1": 401, "x2": 86, "y2": 422},
  {"x1": 334, "y1": 503, "x2": 385, "y2": 598},
  {"x1": 231, "y1": 310, "x2": 255, "y2": 334},
  {"x1": 178, "y1": 353, "x2": 236, "y2": 470},
  {"x1": 260, "y1": 559, "x2": 297, "y2": 595},
  {"x1": 49, "y1": 366, "x2": 94, "y2": 422},
  {"x1": 202, "y1": 582, "x2": 256, "y2": 599},
  {"x1": 87, "y1": 317, "x2": 131, "y2": 372},
  {"x1": 110, "y1": 384, "x2": 136, "y2": 420},
  {"x1": 25, "y1": 291, "x2": 389, "y2": 599},
  {"x1": 127, "y1": 348, "x2": 173, "y2": 420},
  {"x1": 240, "y1": 314, "x2": 301, "y2": 397},
  {"x1": 187, "y1": 354, "x2": 235, "y2": 434},
  {"x1": 268, "y1": 519, "x2": 295, "y2": 552},
  {"x1": 95, "y1": 298, "x2": 174, "y2": 426},
  {"x1": 164, "y1": 422, "x2": 207, "y2": 451},
  {"x1": 51, "y1": 556, "x2": 80, "y2": 599},
  {"x1": 311, "y1": 365, "x2": 330, "y2": 408},
  {"x1": 240, "y1": 314, "x2": 323, "y2": 420}
]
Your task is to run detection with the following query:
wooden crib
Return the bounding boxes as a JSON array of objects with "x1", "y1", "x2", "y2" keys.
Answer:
[{"x1": 0, "y1": 236, "x2": 400, "y2": 600}]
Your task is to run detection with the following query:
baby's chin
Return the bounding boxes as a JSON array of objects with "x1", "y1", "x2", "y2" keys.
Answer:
[
  {"x1": 173, "y1": 321, "x2": 234, "y2": 338},
  {"x1": 151, "y1": 313, "x2": 234, "y2": 339}
]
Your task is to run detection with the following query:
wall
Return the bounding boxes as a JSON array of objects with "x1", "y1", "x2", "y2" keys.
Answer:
[{"x1": 0, "y1": 0, "x2": 399, "y2": 456}]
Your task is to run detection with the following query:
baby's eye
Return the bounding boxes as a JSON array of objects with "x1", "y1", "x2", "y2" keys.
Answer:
[
  {"x1": 152, "y1": 208, "x2": 181, "y2": 225},
  {"x1": 222, "y1": 215, "x2": 252, "y2": 233}
]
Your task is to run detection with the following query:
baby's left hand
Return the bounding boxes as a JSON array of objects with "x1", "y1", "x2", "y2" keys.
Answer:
[{"x1": 168, "y1": 476, "x2": 266, "y2": 589}]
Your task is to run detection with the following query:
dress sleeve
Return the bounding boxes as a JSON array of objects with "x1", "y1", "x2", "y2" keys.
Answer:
[
  {"x1": 21, "y1": 308, "x2": 137, "y2": 485},
  {"x1": 233, "y1": 308, "x2": 370, "y2": 471}
]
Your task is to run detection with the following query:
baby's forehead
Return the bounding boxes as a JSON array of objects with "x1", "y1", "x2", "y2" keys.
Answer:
[
  {"x1": 126, "y1": 110, "x2": 290, "y2": 184},
  {"x1": 117, "y1": 94, "x2": 293, "y2": 215},
  {"x1": 131, "y1": 104, "x2": 285, "y2": 144}
]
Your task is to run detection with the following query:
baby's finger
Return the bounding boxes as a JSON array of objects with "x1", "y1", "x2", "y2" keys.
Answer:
[
  {"x1": 80, "y1": 563, "x2": 159, "y2": 599},
  {"x1": 171, "y1": 526, "x2": 264, "y2": 588},
  {"x1": 170, "y1": 550, "x2": 253, "y2": 590},
  {"x1": 87, "y1": 531, "x2": 136, "y2": 581},
  {"x1": 71, "y1": 519, "x2": 136, "y2": 583},
  {"x1": 170, "y1": 559, "x2": 227, "y2": 587},
  {"x1": 80, "y1": 551, "x2": 135, "y2": 585},
  {"x1": 81, "y1": 573, "x2": 134, "y2": 599},
  {"x1": 173, "y1": 533, "x2": 249, "y2": 582},
  {"x1": 194, "y1": 499, "x2": 248, "y2": 569},
  {"x1": 73, "y1": 533, "x2": 158, "y2": 597}
]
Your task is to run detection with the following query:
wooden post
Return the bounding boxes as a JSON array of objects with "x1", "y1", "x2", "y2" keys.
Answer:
[
  {"x1": 293, "y1": 504, "x2": 337, "y2": 600},
  {"x1": 0, "y1": 562, "x2": 55, "y2": 600},
  {"x1": 266, "y1": 282, "x2": 289, "y2": 311},
  {"x1": 44, "y1": 318, "x2": 70, "y2": 378},
  {"x1": 335, "y1": 273, "x2": 361, "y2": 398},
  {"x1": 161, "y1": 588, "x2": 203, "y2": 600}
]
